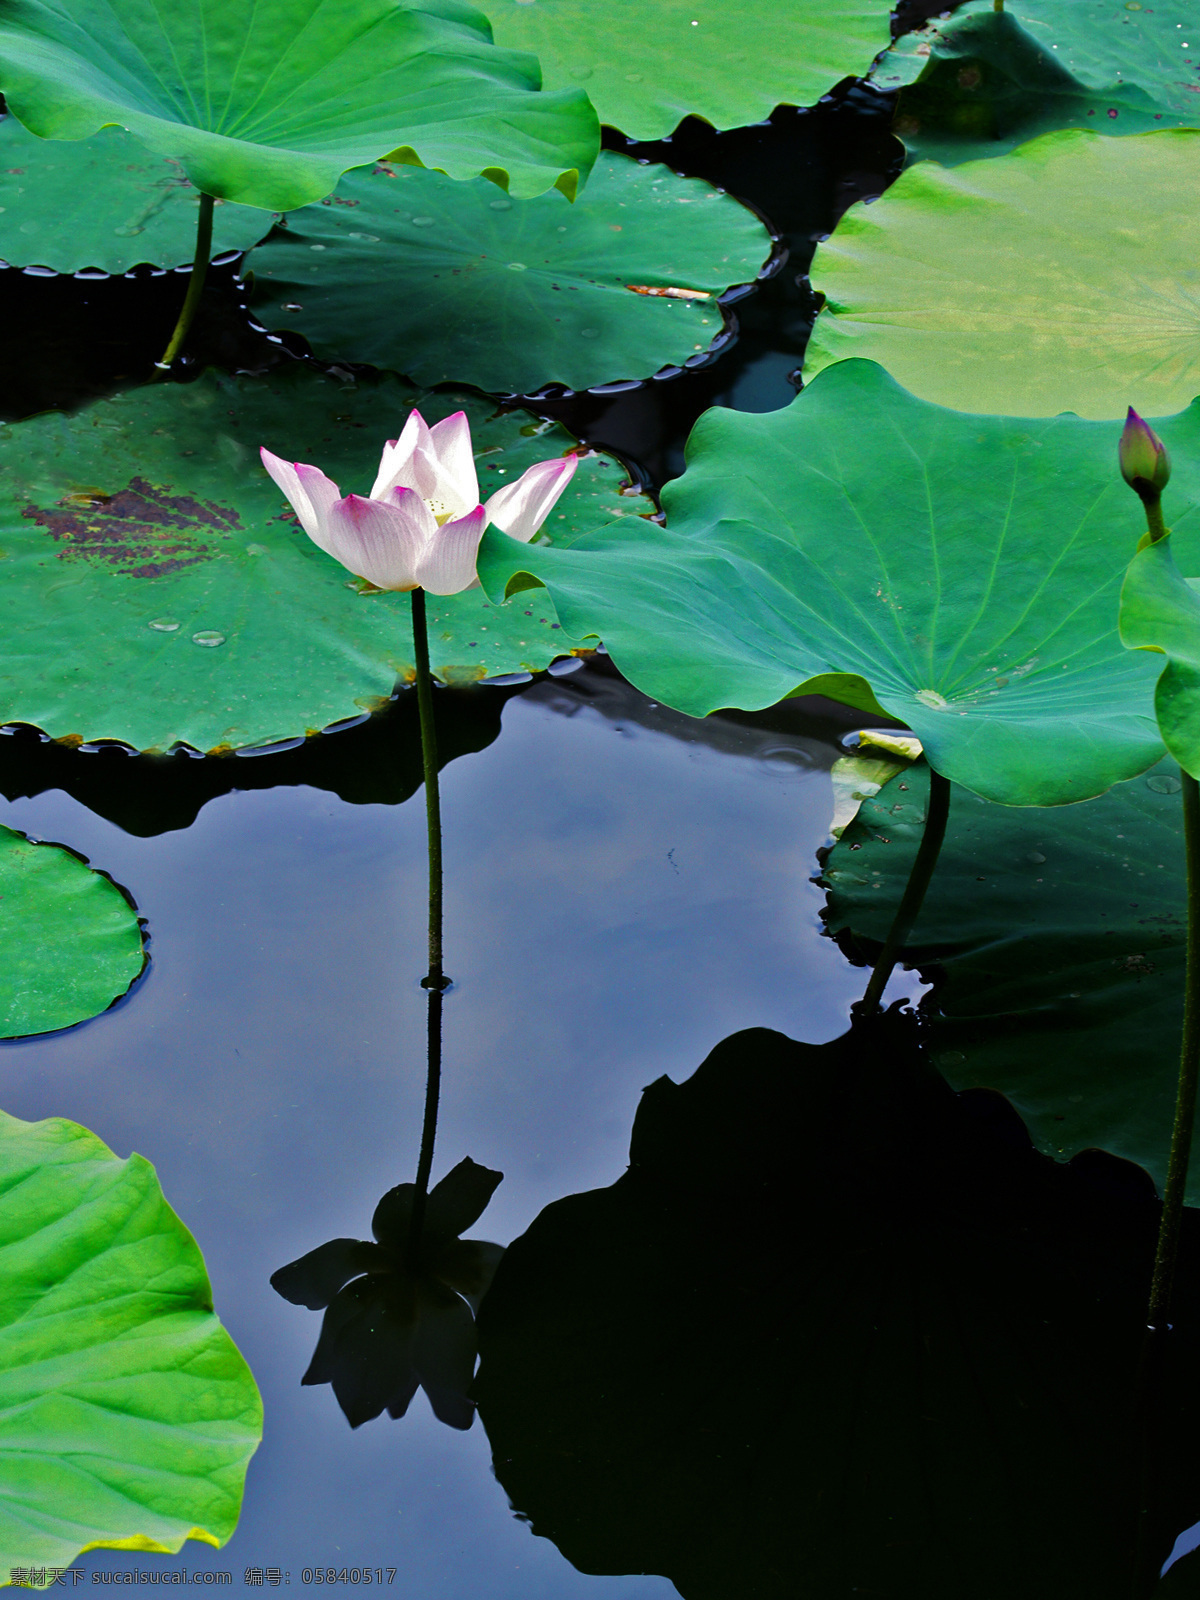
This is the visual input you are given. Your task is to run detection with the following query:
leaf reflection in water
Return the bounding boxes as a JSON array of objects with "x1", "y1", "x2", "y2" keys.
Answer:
[
  {"x1": 272, "y1": 1157, "x2": 504, "y2": 1430},
  {"x1": 475, "y1": 1014, "x2": 1200, "y2": 1599}
]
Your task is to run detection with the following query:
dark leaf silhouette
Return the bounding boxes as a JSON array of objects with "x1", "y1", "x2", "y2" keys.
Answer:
[
  {"x1": 273, "y1": 1158, "x2": 503, "y2": 1430},
  {"x1": 476, "y1": 1016, "x2": 1200, "y2": 1599}
]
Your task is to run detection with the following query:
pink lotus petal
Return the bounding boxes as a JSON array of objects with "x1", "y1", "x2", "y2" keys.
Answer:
[
  {"x1": 370, "y1": 411, "x2": 424, "y2": 500},
  {"x1": 319, "y1": 492, "x2": 427, "y2": 591},
  {"x1": 414, "y1": 505, "x2": 488, "y2": 595},
  {"x1": 261, "y1": 447, "x2": 342, "y2": 541},
  {"x1": 293, "y1": 462, "x2": 344, "y2": 547},
  {"x1": 426, "y1": 412, "x2": 479, "y2": 519},
  {"x1": 376, "y1": 410, "x2": 441, "y2": 507},
  {"x1": 381, "y1": 484, "x2": 438, "y2": 538},
  {"x1": 484, "y1": 454, "x2": 578, "y2": 543}
]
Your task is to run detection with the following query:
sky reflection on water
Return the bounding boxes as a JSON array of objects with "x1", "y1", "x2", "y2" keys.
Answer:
[{"x1": 0, "y1": 675, "x2": 878, "y2": 1593}]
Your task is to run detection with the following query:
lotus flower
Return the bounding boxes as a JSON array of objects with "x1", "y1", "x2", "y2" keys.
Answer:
[
  {"x1": 261, "y1": 409, "x2": 578, "y2": 594},
  {"x1": 1119, "y1": 407, "x2": 1171, "y2": 500}
]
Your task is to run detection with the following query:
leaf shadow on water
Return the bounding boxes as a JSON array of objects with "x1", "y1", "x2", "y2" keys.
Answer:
[
  {"x1": 473, "y1": 1013, "x2": 1200, "y2": 1599},
  {"x1": 0, "y1": 681, "x2": 522, "y2": 836},
  {"x1": 0, "y1": 652, "x2": 899, "y2": 839}
]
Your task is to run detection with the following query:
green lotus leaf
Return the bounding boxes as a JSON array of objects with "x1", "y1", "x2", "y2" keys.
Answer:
[
  {"x1": 1120, "y1": 528, "x2": 1200, "y2": 777},
  {"x1": 478, "y1": 359, "x2": 1200, "y2": 806},
  {"x1": 804, "y1": 129, "x2": 1200, "y2": 420},
  {"x1": 821, "y1": 757, "x2": 1198, "y2": 1196},
  {"x1": 0, "y1": 365, "x2": 649, "y2": 752},
  {"x1": 484, "y1": 0, "x2": 894, "y2": 142},
  {"x1": 0, "y1": 825, "x2": 144, "y2": 1037},
  {"x1": 0, "y1": 117, "x2": 274, "y2": 273},
  {"x1": 247, "y1": 152, "x2": 769, "y2": 393},
  {"x1": 872, "y1": 0, "x2": 1200, "y2": 165},
  {"x1": 0, "y1": 1111, "x2": 262, "y2": 1579},
  {"x1": 0, "y1": 0, "x2": 599, "y2": 211}
]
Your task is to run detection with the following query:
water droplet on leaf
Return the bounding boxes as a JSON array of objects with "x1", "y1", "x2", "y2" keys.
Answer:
[
  {"x1": 148, "y1": 617, "x2": 180, "y2": 632},
  {"x1": 192, "y1": 630, "x2": 226, "y2": 648}
]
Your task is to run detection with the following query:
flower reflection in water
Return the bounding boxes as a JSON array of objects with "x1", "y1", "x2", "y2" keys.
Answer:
[{"x1": 272, "y1": 1157, "x2": 504, "y2": 1430}]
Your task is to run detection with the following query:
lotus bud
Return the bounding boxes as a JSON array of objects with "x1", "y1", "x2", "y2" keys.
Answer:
[{"x1": 1119, "y1": 408, "x2": 1171, "y2": 498}]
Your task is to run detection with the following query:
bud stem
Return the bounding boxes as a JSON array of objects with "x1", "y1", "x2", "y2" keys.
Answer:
[
  {"x1": 1142, "y1": 493, "x2": 1170, "y2": 545},
  {"x1": 1147, "y1": 771, "x2": 1200, "y2": 1329}
]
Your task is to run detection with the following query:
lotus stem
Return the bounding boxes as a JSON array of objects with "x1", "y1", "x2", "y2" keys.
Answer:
[
  {"x1": 407, "y1": 587, "x2": 444, "y2": 1263},
  {"x1": 157, "y1": 192, "x2": 215, "y2": 370},
  {"x1": 993, "y1": 0, "x2": 1004, "y2": 11},
  {"x1": 859, "y1": 767, "x2": 951, "y2": 1013},
  {"x1": 1142, "y1": 493, "x2": 1169, "y2": 546},
  {"x1": 1146, "y1": 771, "x2": 1200, "y2": 1329}
]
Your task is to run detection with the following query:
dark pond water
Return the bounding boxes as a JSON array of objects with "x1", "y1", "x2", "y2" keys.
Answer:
[
  {"x1": 1, "y1": 668, "x2": 915, "y2": 1592},
  {"x1": 6, "y1": 53, "x2": 1200, "y2": 1600}
]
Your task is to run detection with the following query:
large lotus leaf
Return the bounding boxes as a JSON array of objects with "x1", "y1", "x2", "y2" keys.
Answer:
[
  {"x1": 1120, "y1": 529, "x2": 1200, "y2": 778},
  {"x1": 476, "y1": 1019, "x2": 1200, "y2": 1598},
  {"x1": 872, "y1": 0, "x2": 1200, "y2": 165},
  {"x1": 821, "y1": 757, "x2": 1200, "y2": 1196},
  {"x1": 484, "y1": 0, "x2": 894, "y2": 142},
  {"x1": 803, "y1": 129, "x2": 1200, "y2": 421},
  {"x1": 0, "y1": 825, "x2": 144, "y2": 1037},
  {"x1": 477, "y1": 359, "x2": 1200, "y2": 806},
  {"x1": 0, "y1": 0, "x2": 599, "y2": 211},
  {"x1": 247, "y1": 153, "x2": 769, "y2": 393},
  {"x1": 0, "y1": 1111, "x2": 262, "y2": 1579},
  {"x1": 0, "y1": 365, "x2": 647, "y2": 752},
  {"x1": 0, "y1": 118, "x2": 273, "y2": 273}
]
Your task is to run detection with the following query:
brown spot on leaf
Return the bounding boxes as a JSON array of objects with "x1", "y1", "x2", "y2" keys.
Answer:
[
  {"x1": 22, "y1": 477, "x2": 241, "y2": 578},
  {"x1": 1117, "y1": 953, "x2": 1155, "y2": 974}
]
